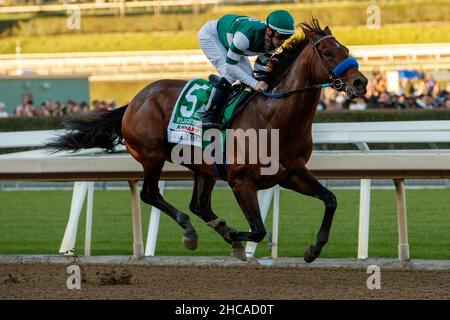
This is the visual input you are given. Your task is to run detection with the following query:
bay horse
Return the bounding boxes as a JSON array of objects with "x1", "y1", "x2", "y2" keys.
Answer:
[{"x1": 48, "y1": 20, "x2": 367, "y2": 262}]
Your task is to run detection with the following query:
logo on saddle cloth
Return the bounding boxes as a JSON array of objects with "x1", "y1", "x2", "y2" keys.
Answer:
[{"x1": 167, "y1": 78, "x2": 248, "y2": 148}]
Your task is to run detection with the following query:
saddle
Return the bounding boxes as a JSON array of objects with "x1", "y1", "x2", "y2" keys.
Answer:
[
  {"x1": 208, "y1": 75, "x2": 256, "y2": 130},
  {"x1": 206, "y1": 75, "x2": 258, "y2": 180},
  {"x1": 167, "y1": 75, "x2": 257, "y2": 180}
]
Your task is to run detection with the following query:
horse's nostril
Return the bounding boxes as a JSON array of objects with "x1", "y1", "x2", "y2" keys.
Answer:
[{"x1": 353, "y1": 78, "x2": 363, "y2": 89}]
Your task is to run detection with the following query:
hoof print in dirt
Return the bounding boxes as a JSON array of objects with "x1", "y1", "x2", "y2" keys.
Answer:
[
  {"x1": 3, "y1": 273, "x2": 25, "y2": 284},
  {"x1": 97, "y1": 268, "x2": 132, "y2": 286}
]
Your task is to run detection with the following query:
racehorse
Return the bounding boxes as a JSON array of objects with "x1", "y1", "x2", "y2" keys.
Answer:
[{"x1": 48, "y1": 19, "x2": 367, "y2": 262}]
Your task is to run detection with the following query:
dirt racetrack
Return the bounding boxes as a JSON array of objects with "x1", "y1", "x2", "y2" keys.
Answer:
[{"x1": 1, "y1": 262, "x2": 449, "y2": 300}]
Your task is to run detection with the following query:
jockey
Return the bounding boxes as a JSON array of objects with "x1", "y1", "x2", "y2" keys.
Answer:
[{"x1": 198, "y1": 10, "x2": 295, "y2": 128}]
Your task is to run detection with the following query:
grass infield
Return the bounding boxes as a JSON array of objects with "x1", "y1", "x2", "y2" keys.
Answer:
[{"x1": 0, "y1": 188, "x2": 448, "y2": 259}]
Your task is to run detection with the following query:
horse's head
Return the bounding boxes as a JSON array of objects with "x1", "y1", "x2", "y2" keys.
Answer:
[{"x1": 301, "y1": 21, "x2": 368, "y2": 99}]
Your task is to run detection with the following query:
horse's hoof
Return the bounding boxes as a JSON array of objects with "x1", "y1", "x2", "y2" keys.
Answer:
[
  {"x1": 231, "y1": 242, "x2": 247, "y2": 261},
  {"x1": 303, "y1": 245, "x2": 318, "y2": 263},
  {"x1": 182, "y1": 235, "x2": 198, "y2": 251}
]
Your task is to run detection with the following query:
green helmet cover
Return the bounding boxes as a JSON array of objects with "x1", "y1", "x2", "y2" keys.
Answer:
[{"x1": 266, "y1": 10, "x2": 295, "y2": 35}]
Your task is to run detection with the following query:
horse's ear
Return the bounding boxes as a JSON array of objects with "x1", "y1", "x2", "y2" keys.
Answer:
[
  {"x1": 324, "y1": 26, "x2": 332, "y2": 36},
  {"x1": 300, "y1": 25, "x2": 317, "y2": 41}
]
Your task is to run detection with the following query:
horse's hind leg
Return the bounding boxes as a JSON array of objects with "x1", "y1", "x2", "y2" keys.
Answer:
[
  {"x1": 280, "y1": 169, "x2": 337, "y2": 263},
  {"x1": 228, "y1": 181, "x2": 267, "y2": 243},
  {"x1": 140, "y1": 159, "x2": 198, "y2": 250},
  {"x1": 189, "y1": 173, "x2": 246, "y2": 260}
]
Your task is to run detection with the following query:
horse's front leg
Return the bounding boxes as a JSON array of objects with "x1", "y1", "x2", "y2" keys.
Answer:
[
  {"x1": 189, "y1": 173, "x2": 246, "y2": 261},
  {"x1": 280, "y1": 168, "x2": 337, "y2": 263},
  {"x1": 229, "y1": 180, "x2": 267, "y2": 243}
]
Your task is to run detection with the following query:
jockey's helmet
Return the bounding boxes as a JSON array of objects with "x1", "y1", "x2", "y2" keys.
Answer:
[{"x1": 266, "y1": 10, "x2": 295, "y2": 36}]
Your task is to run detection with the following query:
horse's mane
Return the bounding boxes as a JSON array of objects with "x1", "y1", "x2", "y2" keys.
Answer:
[{"x1": 264, "y1": 18, "x2": 327, "y2": 87}]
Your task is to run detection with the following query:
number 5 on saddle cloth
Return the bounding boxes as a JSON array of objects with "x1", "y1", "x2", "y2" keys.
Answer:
[
  {"x1": 167, "y1": 75, "x2": 254, "y2": 148},
  {"x1": 167, "y1": 75, "x2": 254, "y2": 180}
]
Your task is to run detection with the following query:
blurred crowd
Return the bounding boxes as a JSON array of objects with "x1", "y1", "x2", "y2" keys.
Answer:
[
  {"x1": 1, "y1": 72, "x2": 449, "y2": 118},
  {"x1": 0, "y1": 94, "x2": 118, "y2": 118},
  {"x1": 319, "y1": 72, "x2": 450, "y2": 111}
]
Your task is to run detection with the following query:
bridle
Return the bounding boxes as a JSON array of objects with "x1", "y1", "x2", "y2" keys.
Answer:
[
  {"x1": 262, "y1": 34, "x2": 359, "y2": 99},
  {"x1": 311, "y1": 34, "x2": 359, "y2": 91}
]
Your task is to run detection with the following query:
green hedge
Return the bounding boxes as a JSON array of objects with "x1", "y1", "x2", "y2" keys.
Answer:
[
  {"x1": 0, "y1": 116, "x2": 66, "y2": 131},
  {"x1": 1, "y1": 110, "x2": 449, "y2": 132},
  {"x1": 1, "y1": 0, "x2": 449, "y2": 54},
  {"x1": 1, "y1": 0, "x2": 449, "y2": 36},
  {"x1": 2, "y1": 23, "x2": 449, "y2": 54}
]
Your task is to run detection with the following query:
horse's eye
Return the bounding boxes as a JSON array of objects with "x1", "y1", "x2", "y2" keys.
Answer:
[{"x1": 323, "y1": 51, "x2": 333, "y2": 58}]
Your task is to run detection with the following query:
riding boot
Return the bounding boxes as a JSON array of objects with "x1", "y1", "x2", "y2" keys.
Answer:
[{"x1": 202, "y1": 77, "x2": 231, "y2": 129}]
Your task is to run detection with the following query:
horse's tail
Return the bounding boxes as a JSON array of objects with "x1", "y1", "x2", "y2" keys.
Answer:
[{"x1": 46, "y1": 105, "x2": 128, "y2": 152}]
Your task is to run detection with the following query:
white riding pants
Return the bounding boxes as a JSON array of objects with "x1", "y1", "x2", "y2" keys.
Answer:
[{"x1": 198, "y1": 20, "x2": 257, "y2": 88}]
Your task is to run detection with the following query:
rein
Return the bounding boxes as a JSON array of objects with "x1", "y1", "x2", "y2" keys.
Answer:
[
  {"x1": 261, "y1": 82, "x2": 333, "y2": 98},
  {"x1": 262, "y1": 35, "x2": 358, "y2": 99}
]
